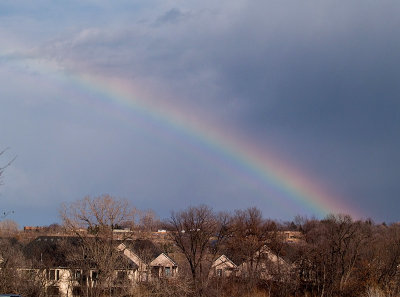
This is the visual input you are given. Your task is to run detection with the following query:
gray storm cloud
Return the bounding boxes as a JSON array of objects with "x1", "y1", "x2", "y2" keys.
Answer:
[{"x1": 1, "y1": 0, "x2": 399, "y2": 224}]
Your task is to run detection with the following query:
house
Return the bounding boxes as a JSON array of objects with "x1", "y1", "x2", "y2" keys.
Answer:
[
  {"x1": 211, "y1": 255, "x2": 237, "y2": 277},
  {"x1": 117, "y1": 240, "x2": 156, "y2": 282},
  {"x1": 282, "y1": 231, "x2": 303, "y2": 244},
  {"x1": 119, "y1": 240, "x2": 179, "y2": 280},
  {"x1": 22, "y1": 236, "x2": 178, "y2": 297},
  {"x1": 150, "y1": 253, "x2": 178, "y2": 278},
  {"x1": 209, "y1": 248, "x2": 292, "y2": 280},
  {"x1": 23, "y1": 236, "x2": 79, "y2": 297},
  {"x1": 237, "y1": 245, "x2": 292, "y2": 280}
]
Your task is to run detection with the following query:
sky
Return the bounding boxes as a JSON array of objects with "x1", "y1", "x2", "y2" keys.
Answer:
[{"x1": 1, "y1": 0, "x2": 399, "y2": 226}]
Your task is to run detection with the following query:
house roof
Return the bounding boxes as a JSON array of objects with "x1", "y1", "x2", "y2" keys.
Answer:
[
  {"x1": 213, "y1": 254, "x2": 238, "y2": 268},
  {"x1": 221, "y1": 243, "x2": 293, "y2": 268},
  {"x1": 122, "y1": 239, "x2": 161, "y2": 262},
  {"x1": 24, "y1": 236, "x2": 139, "y2": 269},
  {"x1": 23, "y1": 236, "x2": 81, "y2": 267},
  {"x1": 114, "y1": 252, "x2": 139, "y2": 269},
  {"x1": 150, "y1": 253, "x2": 177, "y2": 267}
]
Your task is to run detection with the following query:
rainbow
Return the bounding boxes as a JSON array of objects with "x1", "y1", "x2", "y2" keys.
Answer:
[{"x1": 3, "y1": 54, "x2": 361, "y2": 218}]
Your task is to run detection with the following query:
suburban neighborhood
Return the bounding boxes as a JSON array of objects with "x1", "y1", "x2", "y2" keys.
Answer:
[{"x1": 1, "y1": 196, "x2": 400, "y2": 297}]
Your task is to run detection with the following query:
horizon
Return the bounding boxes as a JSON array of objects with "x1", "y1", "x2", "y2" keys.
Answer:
[{"x1": 0, "y1": 201, "x2": 394, "y2": 228}]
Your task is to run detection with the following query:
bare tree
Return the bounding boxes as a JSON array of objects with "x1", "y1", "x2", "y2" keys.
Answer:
[
  {"x1": 0, "y1": 148, "x2": 16, "y2": 185},
  {"x1": 365, "y1": 223, "x2": 400, "y2": 296},
  {"x1": 0, "y1": 238, "x2": 25, "y2": 294},
  {"x1": 0, "y1": 238, "x2": 45, "y2": 297},
  {"x1": 293, "y1": 214, "x2": 372, "y2": 297},
  {"x1": 223, "y1": 207, "x2": 287, "y2": 295},
  {"x1": 0, "y1": 148, "x2": 16, "y2": 219},
  {"x1": 169, "y1": 205, "x2": 231, "y2": 296},
  {"x1": 60, "y1": 195, "x2": 137, "y2": 297},
  {"x1": 138, "y1": 209, "x2": 160, "y2": 232},
  {"x1": 0, "y1": 219, "x2": 19, "y2": 237}
]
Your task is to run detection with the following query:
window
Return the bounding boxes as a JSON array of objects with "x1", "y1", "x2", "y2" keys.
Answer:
[
  {"x1": 216, "y1": 269, "x2": 223, "y2": 277},
  {"x1": 47, "y1": 269, "x2": 60, "y2": 281},
  {"x1": 74, "y1": 270, "x2": 81, "y2": 280},
  {"x1": 165, "y1": 267, "x2": 171, "y2": 277},
  {"x1": 91, "y1": 271, "x2": 98, "y2": 281},
  {"x1": 47, "y1": 286, "x2": 59, "y2": 296}
]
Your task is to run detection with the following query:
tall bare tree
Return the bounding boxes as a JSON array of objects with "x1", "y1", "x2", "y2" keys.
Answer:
[
  {"x1": 0, "y1": 148, "x2": 16, "y2": 219},
  {"x1": 0, "y1": 238, "x2": 45, "y2": 297},
  {"x1": 60, "y1": 195, "x2": 137, "y2": 297},
  {"x1": 169, "y1": 205, "x2": 231, "y2": 296},
  {"x1": 138, "y1": 209, "x2": 160, "y2": 232},
  {"x1": 365, "y1": 223, "x2": 400, "y2": 296},
  {"x1": 0, "y1": 148, "x2": 15, "y2": 185},
  {"x1": 294, "y1": 214, "x2": 372, "y2": 297},
  {"x1": 0, "y1": 219, "x2": 19, "y2": 237},
  {"x1": 224, "y1": 207, "x2": 284, "y2": 295}
]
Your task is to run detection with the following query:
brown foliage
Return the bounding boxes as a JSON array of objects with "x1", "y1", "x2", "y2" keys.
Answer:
[
  {"x1": 60, "y1": 195, "x2": 137, "y2": 297},
  {"x1": 0, "y1": 239, "x2": 45, "y2": 297},
  {"x1": 169, "y1": 205, "x2": 231, "y2": 296}
]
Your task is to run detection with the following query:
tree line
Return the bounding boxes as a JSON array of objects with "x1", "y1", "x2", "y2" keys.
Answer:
[{"x1": 0, "y1": 195, "x2": 400, "y2": 297}]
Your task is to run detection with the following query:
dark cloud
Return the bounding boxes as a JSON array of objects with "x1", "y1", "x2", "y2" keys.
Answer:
[
  {"x1": 155, "y1": 8, "x2": 185, "y2": 25},
  {"x1": 2, "y1": 1, "x2": 400, "y2": 224}
]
